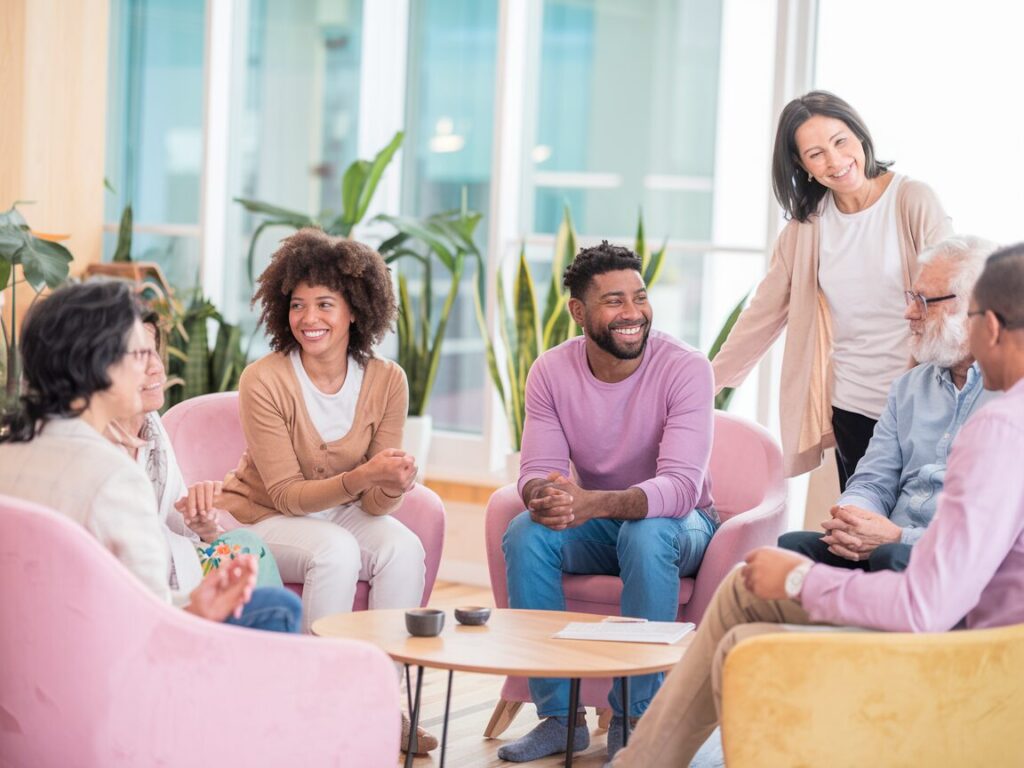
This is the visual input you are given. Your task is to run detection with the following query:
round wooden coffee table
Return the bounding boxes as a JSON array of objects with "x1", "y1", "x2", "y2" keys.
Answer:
[{"x1": 312, "y1": 608, "x2": 693, "y2": 767}]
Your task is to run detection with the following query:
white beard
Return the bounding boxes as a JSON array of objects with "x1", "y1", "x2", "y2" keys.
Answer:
[{"x1": 911, "y1": 311, "x2": 969, "y2": 369}]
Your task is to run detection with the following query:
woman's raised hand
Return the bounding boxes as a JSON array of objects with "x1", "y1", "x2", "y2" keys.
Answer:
[{"x1": 184, "y1": 553, "x2": 258, "y2": 622}]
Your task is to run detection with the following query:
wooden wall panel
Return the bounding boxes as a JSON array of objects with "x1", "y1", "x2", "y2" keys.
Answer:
[{"x1": 1, "y1": 0, "x2": 110, "y2": 327}]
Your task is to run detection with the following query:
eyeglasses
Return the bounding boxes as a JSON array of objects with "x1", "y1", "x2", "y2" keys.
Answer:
[
  {"x1": 125, "y1": 348, "x2": 159, "y2": 364},
  {"x1": 968, "y1": 308, "x2": 1022, "y2": 329},
  {"x1": 904, "y1": 291, "x2": 957, "y2": 313}
]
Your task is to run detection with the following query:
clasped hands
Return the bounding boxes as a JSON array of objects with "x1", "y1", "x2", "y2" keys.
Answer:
[
  {"x1": 820, "y1": 504, "x2": 901, "y2": 562},
  {"x1": 361, "y1": 448, "x2": 418, "y2": 497},
  {"x1": 174, "y1": 480, "x2": 227, "y2": 542},
  {"x1": 528, "y1": 472, "x2": 594, "y2": 530}
]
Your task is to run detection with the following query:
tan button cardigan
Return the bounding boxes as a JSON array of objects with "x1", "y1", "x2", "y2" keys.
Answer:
[
  {"x1": 711, "y1": 178, "x2": 953, "y2": 477},
  {"x1": 220, "y1": 352, "x2": 409, "y2": 524}
]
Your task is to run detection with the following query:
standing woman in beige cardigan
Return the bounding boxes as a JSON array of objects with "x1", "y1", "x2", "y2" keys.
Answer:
[
  {"x1": 220, "y1": 229, "x2": 426, "y2": 630},
  {"x1": 712, "y1": 91, "x2": 952, "y2": 487}
]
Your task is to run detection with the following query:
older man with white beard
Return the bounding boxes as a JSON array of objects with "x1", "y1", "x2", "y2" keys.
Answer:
[{"x1": 779, "y1": 236, "x2": 999, "y2": 572}]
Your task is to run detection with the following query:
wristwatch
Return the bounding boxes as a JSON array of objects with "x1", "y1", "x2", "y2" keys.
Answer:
[{"x1": 784, "y1": 562, "x2": 813, "y2": 601}]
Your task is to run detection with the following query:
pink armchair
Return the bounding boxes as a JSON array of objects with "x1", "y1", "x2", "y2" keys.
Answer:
[
  {"x1": 161, "y1": 391, "x2": 445, "y2": 609},
  {"x1": 483, "y1": 410, "x2": 787, "y2": 734},
  {"x1": 0, "y1": 494, "x2": 401, "y2": 767}
]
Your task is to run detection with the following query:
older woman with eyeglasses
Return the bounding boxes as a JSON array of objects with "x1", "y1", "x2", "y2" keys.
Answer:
[
  {"x1": 0, "y1": 281, "x2": 300, "y2": 632},
  {"x1": 711, "y1": 91, "x2": 953, "y2": 489},
  {"x1": 106, "y1": 311, "x2": 288, "y2": 594}
]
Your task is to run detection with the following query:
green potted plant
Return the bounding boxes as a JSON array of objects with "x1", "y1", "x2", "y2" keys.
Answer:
[
  {"x1": 375, "y1": 194, "x2": 485, "y2": 463},
  {"x1": 236, "y1": 131, "x2": 404, "y2": 284},
  {"x1": 0, "y1": 203, "x2": 73, "y2": 418}
]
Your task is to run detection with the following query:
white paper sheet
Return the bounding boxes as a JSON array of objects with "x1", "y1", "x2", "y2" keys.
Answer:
[{"x1": 552, "y1": 621, "x2": 695, "y2": 645}]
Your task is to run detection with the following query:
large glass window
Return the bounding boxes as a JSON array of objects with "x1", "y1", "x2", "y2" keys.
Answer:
[
  {"x1": 815, "y1": 0, "x2": 1024, "y2": 245},
  {"x1": 104, "y1": 0, "x2": 206, "y2": 289},
  {"x1": 224, "y1": 0, "x2": 366, "y2": 336},
  {"x1": 528, "y1": 0, "x2": 723, "y2": 244},
  {"x1": 401, "y1": 0, "x2": 499, "y2": 433}
]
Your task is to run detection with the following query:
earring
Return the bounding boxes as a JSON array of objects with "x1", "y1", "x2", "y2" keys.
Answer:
[{"x1": 807, "y1": 171, "x2": 813, "y2": 182}]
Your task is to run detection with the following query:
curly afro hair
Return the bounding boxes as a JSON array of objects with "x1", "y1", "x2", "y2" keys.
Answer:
[
  {"x1": 253, "y1": 228, "x2": 397, "y2": 366},
  {"x1": 562, "y1": 240, "x2": 643, "y2": 300}
]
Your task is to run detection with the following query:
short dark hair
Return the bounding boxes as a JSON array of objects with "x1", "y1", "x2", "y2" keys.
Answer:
[
  {"x1": 1, "y1": 280, "x2": 141, "y2": 443},
  {"x1": 973, "y1": 243, "x2": 1024, "y2": 330},
  {"x1": 562, "y1": 241, "x2": 643, "y2": 300},
  {"x1": 252, "y1": 228, "x2": 397, "y2": 366},
  {"x1": 772, "y1": 90, "x2": 892, "y2": 222},
  {"x1": 140, "y1": 309, "x2": 162, "y2": 348}
]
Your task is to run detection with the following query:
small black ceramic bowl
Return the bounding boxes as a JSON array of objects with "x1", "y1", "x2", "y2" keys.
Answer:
[
  {"x1": 454, "y1": 606, "x2": 492, "y2": 626},
  {"x1": 405, "y1": 608, "x2": 445, "y2": 637}
]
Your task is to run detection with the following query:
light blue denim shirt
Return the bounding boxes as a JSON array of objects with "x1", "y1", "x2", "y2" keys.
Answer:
[{"x1": 839, "y1": 361, "x2": 997, "y2": 545}]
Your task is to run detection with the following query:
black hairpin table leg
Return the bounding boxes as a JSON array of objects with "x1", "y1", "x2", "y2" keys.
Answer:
[
  {"x1": 620, "y1": 676, "x2": 631, "y2": 747},
  {"x1": 404, "y1": 664, "x2": 424, "y2": 768},
  {"x1": 565, "y1": 677, "x2": 582, "y2": 768},
  {"x1": 439, "y1": 669, "x2": 454, "y2": 768}
]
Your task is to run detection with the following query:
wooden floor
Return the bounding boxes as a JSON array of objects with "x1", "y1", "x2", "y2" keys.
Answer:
[{"x1": 397, "y1": 581, "x2": 614, "y2": 767}]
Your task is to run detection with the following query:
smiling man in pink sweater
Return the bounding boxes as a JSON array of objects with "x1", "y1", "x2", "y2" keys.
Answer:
[
  {"x1": 612, "y1": 242, "x2": 1024, "y2": 767},
  {"x1": 499, "y1": 241, "x2": 719, "y2": 763}
]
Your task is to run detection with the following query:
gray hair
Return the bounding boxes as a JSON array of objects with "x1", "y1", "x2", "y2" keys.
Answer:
[
  {"x1": 974, "y1": 243, "x2": 1024, "y2": 330},
  {"x1": 917, "y1": 235, "x2": 999, "y2": 302}
]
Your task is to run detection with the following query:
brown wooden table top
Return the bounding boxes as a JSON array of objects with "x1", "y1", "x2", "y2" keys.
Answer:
[{"x1": 311, "y1": 608, "x2": 692, "y2": 678}]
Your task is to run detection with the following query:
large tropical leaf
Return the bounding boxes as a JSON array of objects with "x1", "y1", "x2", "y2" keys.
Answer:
[
  {"x1": 19, "y1": 236, "x2": 72, "y2": 291},
  {"x1": 244, "y1": 217, "x2": 309, "y2": 286},
  {"x1": 339, "y1": 159, "x2": 371, "y2": 236},
  {"x1": 234, "y1": 198, "x2": 316, "y2": 226},
  {"x1": 374, "y1": 214, "x2": 456, "y2": 272},
  {"x1": 350, "y1": 130, "x2": 404, "y2": 230}
]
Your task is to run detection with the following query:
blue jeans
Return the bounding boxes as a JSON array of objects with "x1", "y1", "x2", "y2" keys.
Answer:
[
  {"x1": 224, "y1": 586, "x2": 302, "y2": 633},
  {"x1": 503, "y1": 509, "x2": 717, "y2": 717}
]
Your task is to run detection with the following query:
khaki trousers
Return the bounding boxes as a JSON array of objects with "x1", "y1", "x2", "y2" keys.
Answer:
[{"x1": 611, "y1": 566, "x2": 817, "y2": 767}]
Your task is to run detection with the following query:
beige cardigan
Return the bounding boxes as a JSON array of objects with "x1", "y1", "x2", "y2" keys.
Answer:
[
  {"x1": 712, "y1": 178, "x2": 953, "y2": 477},
  {"x1": 221, "y1": 352, "x2": 409, "y2": 524}
]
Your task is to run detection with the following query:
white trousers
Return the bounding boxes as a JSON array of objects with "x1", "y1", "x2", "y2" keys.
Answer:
[{"x1": 251, "y1": 504, "x2": 426, "y2": 633}]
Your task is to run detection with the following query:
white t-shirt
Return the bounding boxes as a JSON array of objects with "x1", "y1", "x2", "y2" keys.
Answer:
[
  {"x1": 818, "y1": 174, "x2": 909, "y2": 419},
  {"x1": 290, "y1": 350, "x2": 366, "y2": 520},
  {"x1": 290, "y1": 350, "x2": 365, "y2": 442}
]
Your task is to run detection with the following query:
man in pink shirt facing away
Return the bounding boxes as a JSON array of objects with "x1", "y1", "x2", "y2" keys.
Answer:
[
  {"x1": 612, "y1": 242, "x2": 1024, "y2": 767},
  {"x1": 498, "y1": 241, "x2": 719, "y2": 763}
]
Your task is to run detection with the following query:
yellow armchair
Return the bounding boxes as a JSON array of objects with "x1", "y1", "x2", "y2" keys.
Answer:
[{"x1": 719, "y1": 623, "x2": 1024, "y2": 767}]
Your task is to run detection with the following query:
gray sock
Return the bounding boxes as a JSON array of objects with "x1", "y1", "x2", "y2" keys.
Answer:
[
  {"x1": 606, "y1": 715, "x2": 640, "y2": 760},
  {"x1": 497, "y1": 715, "x2": 590, "y2": 762}
]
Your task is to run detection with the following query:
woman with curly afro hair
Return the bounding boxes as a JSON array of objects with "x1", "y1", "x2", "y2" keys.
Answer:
[{"x1": 219, "y1": 228, "x2": 429, "y2": 636}]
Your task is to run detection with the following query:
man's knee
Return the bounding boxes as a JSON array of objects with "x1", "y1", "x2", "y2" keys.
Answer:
[
  {"x1": 778, "y1": 530, "x2": 827, "y2": 558},
  {"x1": 616, "y1": 519, "x2": 680, "y2": 563},
  {"x1": 502, "y1": 510, "x2": 559, "y2": 559},
  {"x1": 868, "y1": 542, "x2": 912, "y2": 572}
]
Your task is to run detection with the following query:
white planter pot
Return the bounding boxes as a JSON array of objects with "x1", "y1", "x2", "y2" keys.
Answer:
[
  {"x1": 505, "y1": 450, "x2": 521, "y2": 484},
  {"x1": 403, "y1": 414, "x2": 433, "y2": 478}
]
